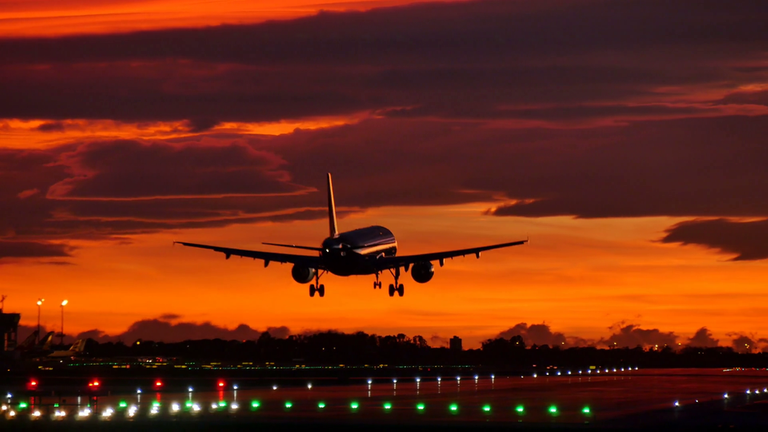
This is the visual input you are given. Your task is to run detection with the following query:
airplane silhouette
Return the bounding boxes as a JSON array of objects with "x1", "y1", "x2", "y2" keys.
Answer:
[{"x1": 176, "y1": 173, "x2": 527, "y2": 297}]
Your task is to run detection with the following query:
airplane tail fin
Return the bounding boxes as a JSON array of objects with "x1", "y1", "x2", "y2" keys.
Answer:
[{"x1": 327, "y1": 173, "x2": 338, "y2": 237}]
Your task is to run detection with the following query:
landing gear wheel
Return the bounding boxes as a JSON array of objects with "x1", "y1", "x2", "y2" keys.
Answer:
[
  {"x1": 397, "y1": 284, "x2": 404, "y2": 297},
  {"x1": 309, "y1": 284, "x2": 316, "y2": 297},
  {"x1": 318, "y1": 284, "x2": 325, "y2": 297},
  {"x1": 388, "y1": 284, "x2": 395, "y2": 297},
  {"x1": 373, "y1": 281, "x2": 378, "y2": 289},
  {"x1": 377, "y1": 281, "x2": 382, "y2": 289}
]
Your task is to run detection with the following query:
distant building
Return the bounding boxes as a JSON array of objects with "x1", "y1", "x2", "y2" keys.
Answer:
[
  {"x1": 450, "y1": 336, "x2": 462, "y2": 352},
  {"x1": 0, "y1": 311, "x2": 20, "y2": 351}
]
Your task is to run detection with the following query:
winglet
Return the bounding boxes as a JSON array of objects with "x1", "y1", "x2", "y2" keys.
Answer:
[{"x1": 327, "y1": 173, "x2": 339, "y2": 237}]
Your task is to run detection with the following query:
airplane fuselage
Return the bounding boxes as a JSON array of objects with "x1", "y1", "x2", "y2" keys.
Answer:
[{"x1": 320, "y1": 225, "x2": 397, "y2": 276}]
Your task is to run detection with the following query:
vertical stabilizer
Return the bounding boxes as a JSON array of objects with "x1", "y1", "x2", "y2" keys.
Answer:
[{"x1": 327, "y1": 173, "x2": 339, "y2": 237}]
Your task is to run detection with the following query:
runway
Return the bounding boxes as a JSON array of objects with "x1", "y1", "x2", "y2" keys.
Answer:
[{"x1": 4, "y1": 368, "x2": 768, "y2": 429}]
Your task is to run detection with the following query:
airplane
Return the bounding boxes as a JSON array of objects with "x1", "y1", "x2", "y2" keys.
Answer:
[
  {"x1": 175, "y1": 173, "x2": 527, "y2": 298},
  {"x1": 47, "y1": 339, "x2": 88, "y2": 358}
]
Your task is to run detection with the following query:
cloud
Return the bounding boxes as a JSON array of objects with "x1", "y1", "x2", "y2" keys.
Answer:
[
  {"x1": 686, "y1": 327, "x2": 719, "y2": 348},
  {"x1": 660, "y1": 218, "x2": 768, "y2": 261},
  {"x1": 728, "y1": 333, "x2": 757, "y2": 353},
  {"x1": 497, "y1": 322, "x2": 567, "y2": 347},
  {"x1": 36, "y1": 121, "x2": 66, "y2": 132},
  {"x1": 49, "y1": 139, "x2": 301, "y2": 199},
  {"x1": 0, "y1": 240, "x2": 72, "y2": 259},
  {"x1": 600, "y1": 323, "x2": 678, "y2": 349},
  {"x1": 430, "y1": 334, "x2": 449, "y2": 348},
  {"x1": 1, "y1": 0, "x2": 767, "y2": 124},
  {"x1": 73, "y1": 316, "x2": 291, "y2": 343}
]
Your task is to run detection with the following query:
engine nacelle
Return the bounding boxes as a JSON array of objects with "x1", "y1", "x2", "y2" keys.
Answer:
[
  {"x1": 291, "y1": 265, "x2": 316, "y2": 284},
  {"x1": 411, "y1": 261, "x2": 434, "y2": 283}
]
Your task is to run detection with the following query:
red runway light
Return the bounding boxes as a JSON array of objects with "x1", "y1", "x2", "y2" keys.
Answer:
[
  {"x1": 154, "y1": 380, "x2": 163, "y2": 389},
  {"x1": 218, "y1": 380, "x2": 225, "y2": 388}
]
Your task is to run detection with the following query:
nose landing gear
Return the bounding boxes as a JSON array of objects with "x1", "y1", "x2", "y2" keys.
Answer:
[{"x1": 373, "y1": 272, "x2": 382, "y2": 289}]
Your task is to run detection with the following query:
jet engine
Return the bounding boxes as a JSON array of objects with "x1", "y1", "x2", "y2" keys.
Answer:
[
  {"x1": 411, "y1": 261, "x2": 434, "y2": 283},
  {"x1": 291, "y1": 265, "x2": 316, "y2": 284}
]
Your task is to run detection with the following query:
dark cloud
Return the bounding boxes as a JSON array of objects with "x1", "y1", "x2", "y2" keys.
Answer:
[
  {"x1": 36, "y1": 121, "x2": 66, "y2": 132},
  {"x1": 0, "y1": 0, "x2": 766, "y2": 123},
  {"x1": 687, "y1": 327, "x2": 719, "y2": 348},
  {"x1": 49, "y1": 139, "x2": 300, "y2": 199},
  {"x1": 2, "y1": 114, "x2": 768, "y2": 255},
  {"x1": 660, "y1": 218, "x2": 768, "y2": 261},
  {"x1": 728, "y1": 333, "x2": 757, "y2": 353},
  {"x1": 183, "y1": 118, "x2": 220, "y2": 133},
  {"x1": 600, "y1": 323, "x2": 678, "y2": 349},
  {"x1": 719, "y1": 90, "x2": 768, "y2": 106},
  {"x1": 497, "y1": 322, "x2": 567, "y2": 347},
  {"x1": 0, "y1": 240, "x2": 72, "y2": 259},
  {"x1": 72, "y1": 317, "x2": 292, "y2": 343}
]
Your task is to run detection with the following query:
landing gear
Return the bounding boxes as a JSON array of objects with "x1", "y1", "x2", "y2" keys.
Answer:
[
  {"x1": 309, "y1": 270, "x2": 327, "y2": 297},
  {"x1": 387, "y1": 267, "x2": 405, "y2": 297},
  {"x1": 373, "y1": 272, "x2": 382, "y2": 289}
]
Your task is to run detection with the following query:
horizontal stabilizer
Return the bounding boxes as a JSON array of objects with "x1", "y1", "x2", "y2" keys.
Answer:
[{"x1": 263, "y1": 242, "x2": 324, "y2": 252}]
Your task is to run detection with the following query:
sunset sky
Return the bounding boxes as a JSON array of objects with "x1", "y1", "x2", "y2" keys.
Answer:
[{"x1": 2, "y1": 0, "x2": 768, "y2": 350}]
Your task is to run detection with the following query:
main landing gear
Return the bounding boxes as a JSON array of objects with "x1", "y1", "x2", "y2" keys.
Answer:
[
  {"x1": 386, "y1": 267, "x2": 404, "y2": 297},
  {"x1": 309, "y1": 270, "x2": 326, "y2": 297}
]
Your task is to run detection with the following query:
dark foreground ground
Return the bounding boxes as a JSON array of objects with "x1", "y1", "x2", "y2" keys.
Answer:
[{"x1": 3, "y1": 368, "x2": 768, "y2": 430}]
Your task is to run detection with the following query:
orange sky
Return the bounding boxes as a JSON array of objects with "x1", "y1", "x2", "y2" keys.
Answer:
[{"x1": 2, "y1": 0, "x2": 768, "y2": 350}]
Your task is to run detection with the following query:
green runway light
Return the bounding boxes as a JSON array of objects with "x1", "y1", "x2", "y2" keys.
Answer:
[
  {"x1": 152, "y1": 401, "x2": 161, "y2": 407},
  {"x1": 582, "y1": 406, "x2": 591, "y2": 414},
  {"x1": 251, "y1": 400, "x2": 261, "y2": 409},
  {"x1": 18, "y1": 402, "x2": 28, "y2": 409},
  {"x1": 383, "y1": 402, "x2": 392, "y2": 410},
  {"x1": 118, "y1": 401, "x2": 128, "y2": 408},
  {"x1": 350, "y1": 401, "x2": 359, "y2": 409},
  {"x1": 449, "y1": 403, "x2": 458, "y2": 412},
  {"x1": 318, "y1": 402, "x2": 326, "y2": 409},
  {"x1": 185, "y1": 401, "x2": 193, "y2": 408},
  {"x1": 285, "y1": 401, "x2": 293, "y2": 409},
  {"x1": 516, "y1": 405, "x2": 525, "y2": 413},
  {"x1": 483, "y1": 404, "x2": 491, "y2": 412},
  {"x1": 549, "y1": 405, "x2": 558, "y2": 414},
  {"x1": 416, "y1": 403, "x2": 425, "y2": 411},
  {"x1": 218, "y1": 401, "x2": 227, "y2": 407}
]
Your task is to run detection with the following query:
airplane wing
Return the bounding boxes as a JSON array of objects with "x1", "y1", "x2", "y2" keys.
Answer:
[
  {"x1": 373, "y1": 239, "x2": 528, "y2": 271},
  {"x1": 174, "y1": 241, "x2": 324, "y2": 269}
]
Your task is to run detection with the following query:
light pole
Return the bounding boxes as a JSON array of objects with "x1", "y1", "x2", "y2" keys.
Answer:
[
  {"x1": 60, "y1": 300, "x2": 68, "y2": 346},
  {"x1": 36, "y1": 298, "x2": 44, "y2": 343}
]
